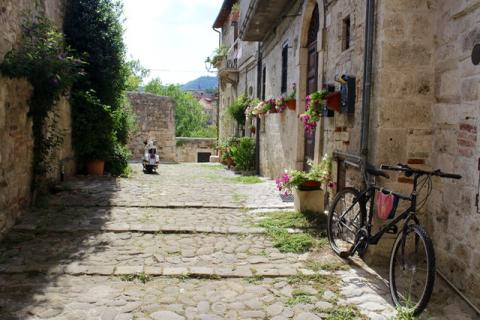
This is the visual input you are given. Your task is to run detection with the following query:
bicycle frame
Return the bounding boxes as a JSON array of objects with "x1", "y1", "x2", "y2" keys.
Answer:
[{"x1": 338, "y1": 173, "x2": 425, "y2": 247}]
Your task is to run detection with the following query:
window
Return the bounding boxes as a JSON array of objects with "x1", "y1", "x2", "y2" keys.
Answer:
[
  {"x1": 342, "y1": 16, "x2": 351, "y2": 51},
  {"x1": 281, "y1": 43, "x2": 288, "y2": 94}
]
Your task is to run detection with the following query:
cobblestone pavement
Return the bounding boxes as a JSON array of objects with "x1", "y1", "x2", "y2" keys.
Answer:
[{"x1": 0, "y1": 163, "x2": 477, "y2": 320}]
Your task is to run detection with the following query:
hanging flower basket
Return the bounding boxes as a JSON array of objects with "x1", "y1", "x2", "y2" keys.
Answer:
[{"x1": 325, "y1": 92, "x2": 341, "y2": 112}]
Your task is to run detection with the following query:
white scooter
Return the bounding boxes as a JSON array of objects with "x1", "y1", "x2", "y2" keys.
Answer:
[{"x1": 142, "y1": 140, "x2": 160, "y2": 173}]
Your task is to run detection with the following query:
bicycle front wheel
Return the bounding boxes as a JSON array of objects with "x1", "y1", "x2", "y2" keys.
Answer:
[
  {"x1": 327, "y1": 187, "x2": 365, "y2": 256},
  {"x1": 389, "y1": 224, "x2": 435, "y2": 316}
]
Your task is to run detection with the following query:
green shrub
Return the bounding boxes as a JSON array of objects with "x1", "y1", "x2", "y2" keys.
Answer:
[
  {"x1": 106, "y1": 143, "x2": 131, "y2": 177},
  {"x1": 64, "y1": 0, "x2": 133, "y2": 176},
  {"x1": 230, "y1": 137, "x2": 255, "y2": 171},
  {"x1": 227, "y1": 95, "x2": 250, "y2": 126}
]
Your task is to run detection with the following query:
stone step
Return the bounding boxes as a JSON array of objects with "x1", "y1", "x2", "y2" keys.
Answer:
[
  {"x1": 14, "y1": 207, "x2": 268, "y2": 234},
  {"x1": 0, "y1": 273, "x2": 340, "y2": 320},
  {"x1": 0, "y1": 232, "x2": 309, "y2": 273},
  {"x1": 0, "y1": 263, "x2": 321, "y2": 278}
]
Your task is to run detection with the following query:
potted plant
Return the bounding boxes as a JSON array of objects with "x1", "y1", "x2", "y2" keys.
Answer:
[
  {"x1": 286, "y1": 83, "x2": 297, "y2": 110},
  {"x1": 300, "y1": 90, "x2": 328, "y2": 134},
  {"x1": 210, "y1": 44, "x2": 229, "y2": 68},
  {"x1": 230, "y1": 3, "x2": 240, "y2": 22},
  {"x1": 325, "y1": 91, "x2": 341, "y2": 112},
  {"x1": 276, "y1": 155, "x2": 334, "y2": 213}
]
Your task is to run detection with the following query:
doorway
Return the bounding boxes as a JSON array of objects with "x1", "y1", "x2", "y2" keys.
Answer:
[{"x1": 303, "y1": 4, "x2": 320, "y2": 171}]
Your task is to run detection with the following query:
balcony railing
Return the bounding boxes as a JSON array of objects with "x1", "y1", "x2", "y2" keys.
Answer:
[{"x1": 217, "y1": 46, "x2": 239, "y2": 84}]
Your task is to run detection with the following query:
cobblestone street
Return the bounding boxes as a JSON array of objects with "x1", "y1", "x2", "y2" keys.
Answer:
[{"x1": 0, "y1": 163, "x2": 476, "y2": 320}]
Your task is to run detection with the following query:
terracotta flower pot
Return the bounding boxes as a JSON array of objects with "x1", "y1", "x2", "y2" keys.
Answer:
[
  {"x1": 325, "y1": 92, "x2": 341, "y2": 112},
  {"x1": 298, "y1": 180, "x2": 322, "y2": 191},
  {"x1": 286, "y1": 99, "x2": 296, "y2": 110},
  {"x1": 86, "y1": 159, "x2": 105, "y2": 176}
]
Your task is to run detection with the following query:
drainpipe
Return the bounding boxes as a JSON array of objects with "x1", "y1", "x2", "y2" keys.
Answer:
[
  {"x1": 213, "y1": 27, "x2": 221, "y2": 141},
  {"x1": 360, "y1": 0, "x2": 375, "y2": 171}
]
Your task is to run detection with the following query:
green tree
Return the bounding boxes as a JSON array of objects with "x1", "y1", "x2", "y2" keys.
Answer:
[
  {"x1": 125, "y1": 59, "x2": 150, "y2": 91},
  {"x1": 64, "y1": 0, "x2": 133, "y2": 176},
  {"x1": 144, "y1": 78, "x2": 215, "y2": 138}
]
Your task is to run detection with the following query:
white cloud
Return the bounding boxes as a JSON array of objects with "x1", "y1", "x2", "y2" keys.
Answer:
[{"x1": 123, "y1": 0, "x2": 222, "y2": 84}]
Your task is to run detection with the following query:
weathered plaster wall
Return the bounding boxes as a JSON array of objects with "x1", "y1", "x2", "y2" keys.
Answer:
[
  {"x1": 0, "y1": 0, "x2": 73, "y2": 236},
  {"x1": 127, "y1": 92, "x2": 176, "y2": 161},
  {"x1": 176, "y1": 138, "x2": 216, "y2": 163},
  {"x1": 258, "y1": 2, "x2": 303, "y2": 178}
]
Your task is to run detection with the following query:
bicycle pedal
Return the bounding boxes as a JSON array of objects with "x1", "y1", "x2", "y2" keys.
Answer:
[{"x1": 386, "y1": 225, "x2": 398, "y2": 234}]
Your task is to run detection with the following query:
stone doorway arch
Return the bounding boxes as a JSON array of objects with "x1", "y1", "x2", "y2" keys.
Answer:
[{"x1": 295, "y1": 0, "x2": 325, "y2": 170}]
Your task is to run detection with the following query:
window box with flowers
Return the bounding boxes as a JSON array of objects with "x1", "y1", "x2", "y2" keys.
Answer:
[{"x1": 276, "y1": 154, "x2": 334, "y2": 213}]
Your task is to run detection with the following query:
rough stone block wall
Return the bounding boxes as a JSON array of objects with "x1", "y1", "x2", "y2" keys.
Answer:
[
  {"x1": 127, "y1": 92, "x2": 176, "y2": 161},
  {"x1": 176, "y1": 138, "x2": 216, "y2": 163},
  {"x1": 0, "y1": 0, "x2": 72, "y2": 236},
  {"x1": 427, "y1": 0, "x2": 480, "y2": 307}
]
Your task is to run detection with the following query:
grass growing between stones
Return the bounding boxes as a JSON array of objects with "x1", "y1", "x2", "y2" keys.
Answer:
[
  {"x1": 256, "y1": 211, "x2": 328, "y2": 253},
  {"x1": 323, "y1": 306, "x2": 366, "y2": 320},
  {"x1": 231, "y1": 176, "x2": 263, "y2": 184},
  {"x1": 389, "y1": 307, "x2": 417, "y2": 320},
  {"x1": 245, "y1": 275, "x2": 265, "y2": 284},
  {"x1": 232, "y1": 192, "x2": 247, "y2": 204},
  {"x1": 120, "y1": 273, "x2": 152, "y2": 284},
  {"x1": 305, "y1": 259, "x2": 348, "y2": 272},
  {"x1": 287, "y1": 290, "x2": 314, "y2": 305},
  {"x1": 266, "y1": 228, "x2": 314, "y2": 253}
]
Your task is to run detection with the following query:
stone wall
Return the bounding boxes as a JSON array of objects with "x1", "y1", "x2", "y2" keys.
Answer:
[
  {"x1": 235, "y1": 0, "x2": 480, "y2": 308},
  {"x1": 427, "y1": 0, "x2": 480, "y2": 307},
  {"x1": 127, "y1": 92, "x2": 176, "y2": 161},
  {"x1": 0, "y1": 0, "x2": 73, "y2": 236},
  {"x1": 176, "y1": 138, "x2": 216, "y2": 163}
]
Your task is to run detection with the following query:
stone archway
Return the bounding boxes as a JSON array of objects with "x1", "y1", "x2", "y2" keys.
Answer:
[{"x1": 295, "y1": 0, "x2": 325, "y2": 169}]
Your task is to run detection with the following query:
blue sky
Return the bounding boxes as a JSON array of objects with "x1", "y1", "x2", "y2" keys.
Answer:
[{"x1": 123, "y1": 0, "x2": 221, "y2": 85}]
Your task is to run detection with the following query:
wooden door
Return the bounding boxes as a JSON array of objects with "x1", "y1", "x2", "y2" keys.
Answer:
[{"x1": 304, "y1": 4, "x2": 320, "y2": 171}]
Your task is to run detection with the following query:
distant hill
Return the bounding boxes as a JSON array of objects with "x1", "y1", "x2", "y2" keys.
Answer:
[{"x1": 182, "y1": 76, "x2": 218, "y2": 91}]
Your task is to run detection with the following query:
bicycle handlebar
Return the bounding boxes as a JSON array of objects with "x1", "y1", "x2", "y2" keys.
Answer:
[{"x1": 380, "y1": 164, "x2": 462, "y2": 180}]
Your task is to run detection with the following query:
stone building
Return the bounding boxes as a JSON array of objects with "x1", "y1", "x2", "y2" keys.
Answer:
[
  {"x1": 213, "y1": 0, "x2": 259, "y2": 141},
  {"x1": 215, "y1": 0, "x2": 480, "y2": 309},
  {"x1": 127, "y1": 92, "x2": 176, "y2": 161},
  {"x1": 0, "y1": 0, "x2": 74, "y2": 237}
]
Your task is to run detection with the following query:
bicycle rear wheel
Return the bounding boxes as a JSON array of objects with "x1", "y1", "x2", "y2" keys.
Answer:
[
  {"x1": 327, "y1": 187, "x2": 365, "y2": 256},
  {"x1": 389, "y1": 224, "x2": 435, "y2": 315}
]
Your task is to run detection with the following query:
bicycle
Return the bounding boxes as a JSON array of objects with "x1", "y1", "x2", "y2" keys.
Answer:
[{"x1": 327, "y1": 163, "x2": 461, "y2": 315}]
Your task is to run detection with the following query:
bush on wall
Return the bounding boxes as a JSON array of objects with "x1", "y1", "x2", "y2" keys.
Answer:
[{"x1": 0, "y1": 15, "x2": 84, "y2": 188}]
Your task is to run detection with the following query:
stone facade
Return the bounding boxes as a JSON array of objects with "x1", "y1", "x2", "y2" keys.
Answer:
[
  {"x1": 214, "y1": 4, "x2": 258, "y2": 141},
  {"x1": 176, "y1": 138, "x2": 216, "y2": 163},
  {"x1": 0, "y1": 0, "x2": 74, "y2": 237},
  {"x1": 215, "y1": 0, "x2": 480, "y2": 308},
  {"x1": 127, "y1": 92, "x2": 176, "y2": 162}
]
